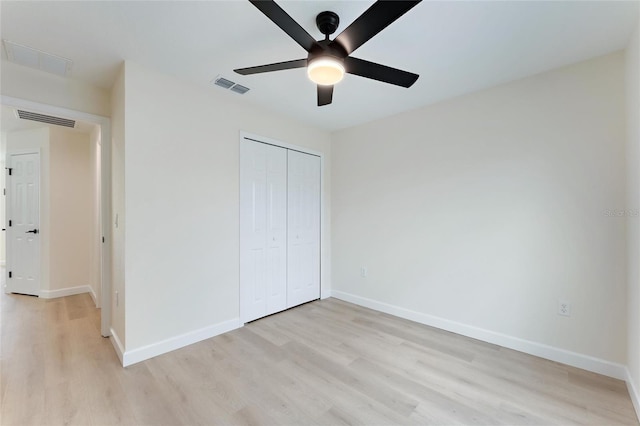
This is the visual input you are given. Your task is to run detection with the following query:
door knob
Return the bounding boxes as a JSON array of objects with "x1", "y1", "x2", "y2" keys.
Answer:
[{"x1": 25, "y1": 229, "x2": 39, "y2": 234}]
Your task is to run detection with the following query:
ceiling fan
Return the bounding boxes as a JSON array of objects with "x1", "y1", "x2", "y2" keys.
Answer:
[{"x1": 234, "y1": 0, "x2": 421, "y2": 106}]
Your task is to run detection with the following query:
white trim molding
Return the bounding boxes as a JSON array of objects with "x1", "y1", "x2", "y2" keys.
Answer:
[
  {"x1": 122, "y1": 318, "x2": 242, "y2": 367},
  {"x1": 110, "y1": 327, "x2": 125, "y2": 365},
  {"x1": 88, "y1": 286, "x2": 99, "y2": 307},
  {"x1": 626, "y1": 369, "x2": 640, "y2": 420},
  {"x1": 332, "y1": 290, "x2": 628, "y2": 381},
  {"x1": 40, "y1": 285, "x2": 91, "y2": 299}
]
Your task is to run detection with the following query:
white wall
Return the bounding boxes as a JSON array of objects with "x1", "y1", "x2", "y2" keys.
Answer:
[
  {"x1": 332, "y1": 52, "x2": 627, "y2": 367},
  {"x1": 6, "y1": 128, "x2": 51, "y2": 293},
  {"x1": 48, "y1": 127, "x2": 93, "y2": 293},
  {"x1": 626, "y1": 21, "x2": 640, "y2": 410},
  {"x1": 1, "y1": 61, "x2": 110, "y2": 117},
  {"x1": 120, "y1": 61, "x2": 331, "y2": 359}
]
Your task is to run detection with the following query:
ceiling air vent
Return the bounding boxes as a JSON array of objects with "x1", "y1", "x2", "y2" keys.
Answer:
[
  {"x1": 17, "y1": 110, "x2": 76, "y2": 128},
  {"x1": 212, "y1": 76, "x2": 250, "y2": 95},
  {"x1": 3, "y1": 40, "x2": 72, "y2": 77},
  {"x1": 230, "y1": 84, "x2": 250, "y2": 95},
  {"x1": 214, "y1": 77, "x2": 235, "y2": 89}
]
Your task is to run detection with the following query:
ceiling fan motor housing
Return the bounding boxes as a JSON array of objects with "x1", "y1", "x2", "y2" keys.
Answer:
[{"x1": 316, "y1": 11, "x2": 340, "y2": 37}]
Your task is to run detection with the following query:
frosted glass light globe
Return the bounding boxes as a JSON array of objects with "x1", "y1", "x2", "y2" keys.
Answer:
[{"x1": 307, "y1": 58, "x2": 345, "y2": 85}]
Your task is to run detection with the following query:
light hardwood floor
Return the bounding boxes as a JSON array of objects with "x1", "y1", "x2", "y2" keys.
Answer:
[{"x1": 1, "y1": 291, "x2": 638, "y2": 426}]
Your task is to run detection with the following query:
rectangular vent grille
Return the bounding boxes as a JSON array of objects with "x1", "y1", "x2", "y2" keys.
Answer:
[
  {"x1": 214, "y1": 77, "x2": 235, "y2": 89},
  {"x1": 212, "y1": 76, "x2": 250, "y2": 95},
  {"x1": 4, "y1": 40, "x2": 72, "y2": 77},
  {"x1": 230, "y1": 84, "x2": 250, "y2": 95},
  {"x1": 17, "y1": 110, "x2": 76, "y2": 128}
]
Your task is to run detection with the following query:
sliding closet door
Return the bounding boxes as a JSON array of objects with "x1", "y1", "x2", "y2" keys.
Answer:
[
  {"x1": 240, "y1": 140, "x2": 287, "y2": 323},
  {"x1": 287, "y1": 150, "x2": 321, "y2": 308}
]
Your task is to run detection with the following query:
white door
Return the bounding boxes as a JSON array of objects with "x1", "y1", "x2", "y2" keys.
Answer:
[
  {"x1": 240, "y1": 140, "x2": 287, "y2": 322},
  {"x1": 6, "y1": 152, "x2": 41, "y2": 296},
  {"x1": 287, "y1": 150, "x2": 321, "y2": 308}
]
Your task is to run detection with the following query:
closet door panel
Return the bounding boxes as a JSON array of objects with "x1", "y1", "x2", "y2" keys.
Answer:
[
  {"x1": 287, "y1": 150, "x2": 321, "y2": 308},
  {"x1": 240, "y1": 140, "x2": 268, "y2": 322},
  {"x1": 240, "y1": 140, "x2": 287, "y2": 322},
  {"x1": 265, "y1": 146, "x2": 288, "y2": 314}
]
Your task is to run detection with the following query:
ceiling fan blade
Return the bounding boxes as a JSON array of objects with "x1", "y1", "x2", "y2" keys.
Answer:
[
  {"x1": 249, "y1": 0, "x2": 318, "y2": 52},
  {"x1": 234, "y1": 59, "x2": 307, "y2": 75},
  {"x1": 333, "y1": 1, "x2": 421, "y2": 55},
  {"x1": 318, "y1": 85, "x2": 333, "y2": 106},
  {"x1": 344, "y1": 57, "x2": 418, "y2": 87}
]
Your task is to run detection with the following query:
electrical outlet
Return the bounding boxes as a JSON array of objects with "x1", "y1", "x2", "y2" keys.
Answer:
[
  {"x1": 360, "y1": 267, "x2": 368, "y2": 278},
  {"x1": 558, "y1": 300, "x2": 571, "y2": 317}
]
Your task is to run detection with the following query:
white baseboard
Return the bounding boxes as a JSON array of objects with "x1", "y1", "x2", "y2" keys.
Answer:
[
  {"x1": 626, "y1": 368, "x2": 640, "y2": 421},
  {"x1": 122, "y1": 318, "x2": 241, "y2": 367},
  {"x1": 321, "y1": 286, "x2": 332, "y2": 300},
  {"x1": 332, "y1": 290, "x2": 627, "y2": 381},
  {"x1": 110, "y1": 327, "x2": 125, "y2": 365},
  {"x1": 88, "y1": 286, "x2": 100, "y2": 308},
  {"x1": 40, "y1": 285, "x2": 91, "y2": 299}
]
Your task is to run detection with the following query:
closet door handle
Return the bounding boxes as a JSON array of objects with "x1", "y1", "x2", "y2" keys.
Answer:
[{"x1": 26, "y1": 229, "x2": 39, "y2": 234}]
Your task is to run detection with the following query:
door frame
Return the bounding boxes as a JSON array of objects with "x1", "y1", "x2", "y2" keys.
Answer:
[
  {"x1": 6, "y1": 149, "x2": 41, "y2": 296},
  {"x1": 1, "y1": 95, "x2": 112, "y2": 337},
  {"x1": 239, "y1": 131, "x2": 327, "y2": 318}
]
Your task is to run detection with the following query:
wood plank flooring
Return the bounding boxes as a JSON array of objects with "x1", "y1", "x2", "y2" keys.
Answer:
[{"x1": 1, "y1": 291, "x2": 638, "y2": 425}]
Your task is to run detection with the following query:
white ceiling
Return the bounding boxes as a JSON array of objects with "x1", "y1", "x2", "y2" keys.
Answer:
[{"x1": 1, "y1": 1, "x2": 638, "y2": 131}]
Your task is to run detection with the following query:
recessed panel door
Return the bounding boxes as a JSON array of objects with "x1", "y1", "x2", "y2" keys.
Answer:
[
  {"x1": 287, "y1": 150, "x2": 320, "y2": 308},
  {"x1": 7, "y1": 152, "x2": 41, "y2": 296},
  {"x1": 240, "y1": 140, "x2": 287, "y2": 322},
  {"x1": 265, "y1": 147, "x2": 287, "y2": 315}
]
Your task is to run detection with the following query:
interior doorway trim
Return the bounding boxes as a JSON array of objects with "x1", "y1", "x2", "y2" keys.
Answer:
[
  {"x1": 240, "y1": 131, "x2": 324, "y2": 158},
  {"x1": 1, "y1": 95, "x2": 112, "y2": 337}
]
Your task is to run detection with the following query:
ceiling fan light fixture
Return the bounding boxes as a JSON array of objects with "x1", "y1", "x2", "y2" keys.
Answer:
[{"x1": 307, "y1": 57, "x2": 345, "y2": 86}]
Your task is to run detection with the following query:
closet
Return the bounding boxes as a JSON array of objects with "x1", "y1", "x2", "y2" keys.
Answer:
[{"x1": 239, "y1": 137, "x2": 320, "y2": 323}]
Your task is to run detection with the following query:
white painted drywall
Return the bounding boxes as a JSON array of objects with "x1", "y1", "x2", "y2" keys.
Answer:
[
  {"x1": 0, "y1": 61, "x2": 110, "y2": 117},
  {"x1": 120, "y1": 61, "x2": 331, "y2": 353},
  {"x1": 6, "y1": 128, "x2": 51, "y2": 293},
  {"x1": 332, "y1": 52, "x2": 627, "y2": 364},
  {"x1": 626, "y1": 21, "x2": 640, "y2": 407},
  {"x1": 110, "y1": 64, "x2": 126, "y2": 346},
  {"x1": 48, "y1": 127, "x2": 93, "y2": 292}
]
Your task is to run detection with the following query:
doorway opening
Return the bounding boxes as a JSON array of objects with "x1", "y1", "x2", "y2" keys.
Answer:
[{"x1": 0, "y1": 96, "x2": 112, "y2": 337}]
